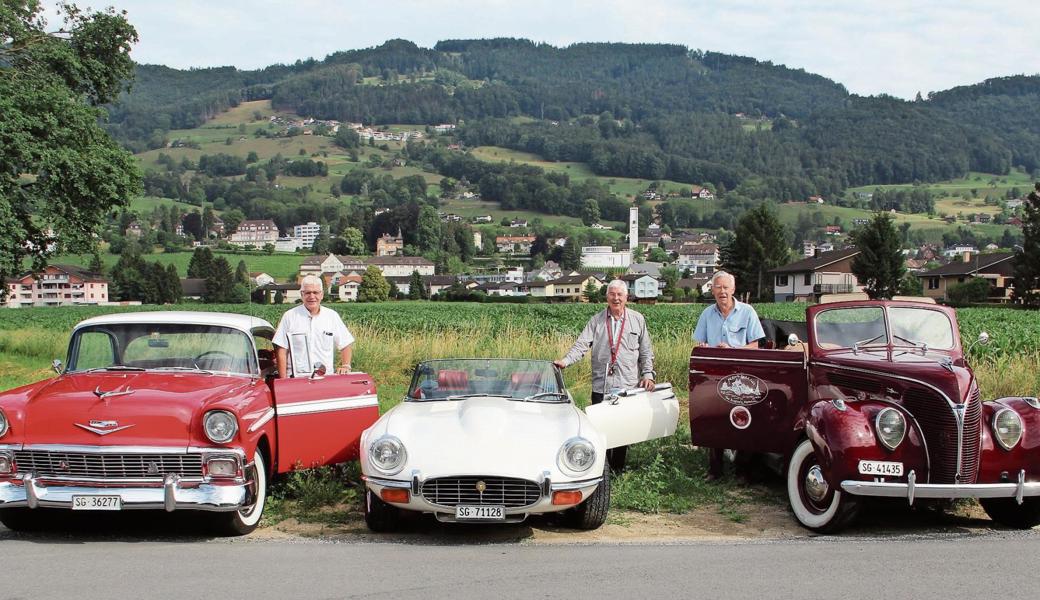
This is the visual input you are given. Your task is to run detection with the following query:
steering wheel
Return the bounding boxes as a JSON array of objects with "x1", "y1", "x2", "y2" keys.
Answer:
[{"x1": 195, "y1": 350, "x2": 234, "y2": 365}]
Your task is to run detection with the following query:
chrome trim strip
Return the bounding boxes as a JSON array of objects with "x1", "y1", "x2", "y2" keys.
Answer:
[
  {"x1": 691, "y1": 356, "x2": 804, "y2": 366},
  {"x1": 276, "y1": 394, "x2": 379, "y2": 416},
  {"x1": 550, "y1": 477, "x2": 603, "y2": 491},
  {"x1": 20, "y1": 444, "x2": 245, "y2": 458},
  {"x1": 0, "y1": 444, "x2": 21, "y2": 451},
  {"x1": 0, "y1": 478, "x2": 247, "y2": 512},
  {"x1": 15, "y1": 475, "x2": 206, "y2": 486},
  {"x1": 247, "y1": 408, "x2": 276, "y2": 433},
  {"x1": 361, "y1": 475, "x2": 411, "y2": 489}
]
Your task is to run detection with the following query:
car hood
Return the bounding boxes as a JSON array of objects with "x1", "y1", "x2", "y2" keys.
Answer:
[
  {"x1": 373, "y1": 396, "x2": 588, "y2": 480},
  {"x1": 19, "y1": 372, "x2": 253, "y2": 447}
]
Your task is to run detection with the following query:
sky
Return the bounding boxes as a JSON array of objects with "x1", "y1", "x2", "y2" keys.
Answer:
[{"x1": 43, "y1": 0, "x2": 1040, "y2": 99}]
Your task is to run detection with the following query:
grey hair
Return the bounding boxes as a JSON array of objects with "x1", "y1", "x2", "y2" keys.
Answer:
[
  {"x1": 711, "y1": 270, "x2": 735, "y2": 286},
  {"x1": 300, "y1": 274, "x2": 324, "y2": 291},
  {"x1": 606, "y1": 279, "x2": 628, "y2": 294}
]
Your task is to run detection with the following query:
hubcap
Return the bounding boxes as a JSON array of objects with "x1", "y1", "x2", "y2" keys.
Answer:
[{"x1": 805, "y1": 465, "x2": 830, "y2": 503}]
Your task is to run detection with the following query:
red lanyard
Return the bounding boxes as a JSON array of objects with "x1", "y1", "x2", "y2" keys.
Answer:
[{"x1": 607, "y1": 310, "x2": 626, "y2": 366}]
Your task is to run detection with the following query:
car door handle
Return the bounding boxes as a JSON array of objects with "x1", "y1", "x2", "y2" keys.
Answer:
[{"x1": 689, "y1": 369, "x2": 705, "y2": 375}]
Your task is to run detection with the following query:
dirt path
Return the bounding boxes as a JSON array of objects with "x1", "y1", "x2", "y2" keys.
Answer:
[{"x1": 255, "y1": 501, "x2": 1011, "y2": 544}]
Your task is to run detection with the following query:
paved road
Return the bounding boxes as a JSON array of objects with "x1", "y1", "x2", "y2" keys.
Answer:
[{"x1": 2, "y1": 521, "x2": 1037, "y2": 600}]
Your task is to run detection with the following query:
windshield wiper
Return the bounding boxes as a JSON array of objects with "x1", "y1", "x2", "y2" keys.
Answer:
[
  {"x1": 153, "y1": 366, "x2": 214, "y2": 374},
  {"x1": 522, "y1": 392, "x2": 568, "y2": 403},
  {"x1": 853, "y1": 333, "x2": 887, "y2": 354},
  {"x1": 84, "y1": 365, "x2": 146, "y2": 372}
]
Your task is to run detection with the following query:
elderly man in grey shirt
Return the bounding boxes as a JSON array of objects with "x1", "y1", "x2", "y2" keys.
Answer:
[{"x1": 554, "y1": 279, "x2": 655, "y2": 470}]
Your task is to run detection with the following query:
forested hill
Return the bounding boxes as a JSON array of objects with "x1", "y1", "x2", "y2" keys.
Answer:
[{"x1": 106, "y1": 39, "x2": 1040, "y2": 197}]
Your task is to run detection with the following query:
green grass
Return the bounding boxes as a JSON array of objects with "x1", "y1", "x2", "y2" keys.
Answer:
[
  {"x1": 848, "y1": 169, "x2": 1034, "y2": 198},
  {"x1": 39, "y1": 250, "x2": 308, "y2": 281},
  {"x1": 128, "y1": 195, "x2": 212, "y2": 216}
]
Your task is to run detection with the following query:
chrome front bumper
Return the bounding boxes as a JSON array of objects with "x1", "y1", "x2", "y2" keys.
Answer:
[
  {"x1": 363, "y1": 473, "x2": 603, "y2": 519},
  {"x1": 0, "y1": 473, "x2": 247, "y2": 512},
  {"x1": 841, "y1": 469, "x2": 1040, "y2": 505}
]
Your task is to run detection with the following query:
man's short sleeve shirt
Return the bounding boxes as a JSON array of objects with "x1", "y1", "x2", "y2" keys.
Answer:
[
  {"x1": 273, "y1": 305, "x2": 354, "y2": 376},
  {"x1": 692, "y1": 300, "x2": 765, "y2": 347}
]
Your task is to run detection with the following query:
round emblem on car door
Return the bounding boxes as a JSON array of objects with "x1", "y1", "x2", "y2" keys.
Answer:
[
  {"x1": 717, "y1": 373, "x2": 768, "y2": 405},
  {"x1": 729, "y1": 406, "x2": 752, "y2": 430}
]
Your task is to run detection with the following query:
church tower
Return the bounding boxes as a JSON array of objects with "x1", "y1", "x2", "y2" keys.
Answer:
[{"x1": 628, "y1": 206, "x2": 638, "y2": 256}]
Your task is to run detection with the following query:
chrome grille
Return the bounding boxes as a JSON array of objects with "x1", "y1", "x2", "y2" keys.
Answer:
[
  {"x1": 901, "y1": 386, "x2": 981, "y2": 484},
  {"x1": 14, "y1": 450, "x2": 203, "y2": 479},
  {"x1": 421, "y1": 476, "x2": 541, "y2": 508}
]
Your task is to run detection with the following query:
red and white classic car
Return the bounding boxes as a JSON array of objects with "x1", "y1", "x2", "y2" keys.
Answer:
[
  {"x1": 690, "y1": 298, "x2": 1040, "y2": 532},
  {"x1": 0, "y1": 311, "x2": 378, "y2": 535}
]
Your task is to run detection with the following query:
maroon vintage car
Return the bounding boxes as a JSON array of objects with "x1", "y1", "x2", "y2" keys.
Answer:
[
  {"x1": 690, "y1": 298, "x2": 1040, "y2": 532},
  {"x1": 0, "y1": 311, "x2": 378, "y2": 535}
]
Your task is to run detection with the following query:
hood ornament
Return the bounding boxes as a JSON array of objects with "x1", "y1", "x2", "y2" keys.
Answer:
[
  {"x1": 75, "y1": 420, "x2": 135, "y2": 436},
  {"x1": 94, "y1": 385, "x2": 135, "y2": 400}
]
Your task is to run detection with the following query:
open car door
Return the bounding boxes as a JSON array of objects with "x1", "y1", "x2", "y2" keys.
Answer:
[
  {"x1": 585, "y1": 384, "x2": 680, "y2": 449},
  {"x1": 689, "y1": 346, "x2": 806, "y2": 453},
  {"x1": 272, "y1": 373, "x2": 379, "y2": 472}
]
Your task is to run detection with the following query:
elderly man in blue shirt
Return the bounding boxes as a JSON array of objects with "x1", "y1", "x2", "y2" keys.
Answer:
[
  {"x1": 693, "y1": 271, "x2": 765, "y2": 349},
  {"x1": 694, "y1": 270, "x2": 765, "y2": 480}
]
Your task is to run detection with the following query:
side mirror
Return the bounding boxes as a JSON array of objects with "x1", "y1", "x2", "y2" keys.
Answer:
[
  {"x1": 977, "y1": 332, "x2": 990, "y2": 346},
  {"x1": 52, "y1": 359, "x2": 63, "y2": 374},
  {"x1": 787, "y1": 333, "x2": 801, "y2": 346},
  {"x1": 310, "y1": 363, "x2": 326, "y2": 380}
]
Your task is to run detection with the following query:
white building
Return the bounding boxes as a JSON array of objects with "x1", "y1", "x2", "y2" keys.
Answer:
[
  {"x1": 274, "y1": 237, "x2": 304, "y2": 252},
  {"x1": 229, "y1": 220, "x2": 279, "y2": 247},
  {"x1": 581, "y1": 206, "x2": 638, "y2": 269},
  {"x1": 293, "y1": 222, "x2": 322, "y2": 250},
  {"x1": 676, "y1": 244, "x2": 720, "y2": 274}
]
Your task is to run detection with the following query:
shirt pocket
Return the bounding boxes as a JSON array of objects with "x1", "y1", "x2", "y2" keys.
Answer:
[
  {"x1": 726, "y1": 322, "x2": 746, "y2": 338},
  {"x1": 622, "y1": 330, "x2": 640, "y2": 351},
  {"x1": 317, "y1": 331, "x2": 335, "y2": 353}
]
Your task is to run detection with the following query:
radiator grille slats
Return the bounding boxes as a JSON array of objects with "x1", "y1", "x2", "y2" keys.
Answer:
[
  {"x1": 14, "y1": 450, "x2": 203, "y2": 479},
  {"x1": 421, "y1": 476, "x2": 541, "y2": 508},
  {"x1": 901, "y1": 386, "x2": 981, "y2": 484}
]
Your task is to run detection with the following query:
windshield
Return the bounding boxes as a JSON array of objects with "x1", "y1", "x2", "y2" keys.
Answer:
[
  {"x1": 814, "y1": 306, "x2": 955, "y2": 351},
  {"x1": 68, "y1": 323, "x2": 258, "y2": 375},
  {"x1": 407, "y1": 359, "x2": 567, "y2": 402}
]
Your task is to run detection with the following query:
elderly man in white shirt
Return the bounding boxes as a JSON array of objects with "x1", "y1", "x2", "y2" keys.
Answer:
[{"x1": 274, "y1": 275, "x2": 354, "y2": 378}]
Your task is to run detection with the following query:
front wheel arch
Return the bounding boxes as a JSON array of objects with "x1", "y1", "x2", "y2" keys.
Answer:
[{"x1": 786, "y1": 437, "x2": 860, "y2": 533}]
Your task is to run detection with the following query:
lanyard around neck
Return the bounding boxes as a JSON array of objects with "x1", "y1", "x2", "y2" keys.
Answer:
[{"x1": 607, "y1": 310, "x2": 626, "y2": 365}]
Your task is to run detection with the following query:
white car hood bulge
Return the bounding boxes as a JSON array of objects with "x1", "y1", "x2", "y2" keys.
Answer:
[{"x1": 379, "y1": 396, "x2": 590, "y2": 480}]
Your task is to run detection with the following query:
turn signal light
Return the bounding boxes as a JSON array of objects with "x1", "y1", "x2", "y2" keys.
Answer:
[
  {"x1": 552, "y1": 490, "x2": 583, "y2": 505},
  {"x1": 380, "y1": 488, "x2": 410, "y2": 504}
]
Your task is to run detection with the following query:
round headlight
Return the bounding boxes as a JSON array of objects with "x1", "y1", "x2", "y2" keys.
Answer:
[
  {"x1": 0, "y1": 409, "x2": 8, "y2": 438},
  {"x1": 875, "y1": 407, "x2": 906, "y2": 451},
  {"x1": 993, "y1": 409, "x2": 1024, "y2": 451},
  {"x1": 203, "y1": 410, "x2": 238, "y2": 444},
  {"x1": 368, "y1": 436, "x2": 407, "y2": 475},
  {"x1": 559, "y1": 438, "x2": 596, "y2": 473}
]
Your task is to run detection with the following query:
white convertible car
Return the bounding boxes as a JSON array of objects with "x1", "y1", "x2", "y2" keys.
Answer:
[{"x1": 360, "y1": 358, "x2": 679, "y2": 531}]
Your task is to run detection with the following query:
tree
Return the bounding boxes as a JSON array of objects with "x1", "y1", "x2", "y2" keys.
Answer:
[
  {"x1": 358, "y1": 265, "x2": 390, "y2": 302},
  {"x1": 1, "y1": 2, "x2": 140, "y2": 296},
  {"x1": 274, "y1": 289, "x2": 285, "y2": 304},
  {"x1": 339, "y1": 227, "x2": 367, "y2": 255},
  {"x1": 581, "y1": 199, "x2": 600, "y2": 226},
  {"x1": 850, "y1": 212, "x2": 905, "y2": 299},
  {"x1": 204, "y1": 257, "x2": 234, "y2": 303},
  {"x1": 234, "y1": 259, "x2": 250, "y2": 287},
  {"x1": 415, "y1": 205, "x2": 441, "y2": 253},
  {"x1": 165, "y1": 264, "x2": 183, "y2": 303},
  {"x1": 1013, "y1": 183, "x2": 1040, "y2": 305},
  {"x1": 947, "y1": 277, "x2": 991, "y2": 306},
  {"x1": 407, "y1": 270, "x2": 426, "y2": 300},
  {"x1": 311, "y1": 224, "x2": 331, "y2": 255},
  {"x1": 721, "y1": 203, "x2": 790, "y2": 301},
  {"x1": 88, "y1": 252, "x2": 105, "y2": 275},
  {"x1": 561, "y1": 236, "x2": 583, "y2": 271},
  {"x1": 187, "y1": 246, "x2": 214, "y2": 278}
]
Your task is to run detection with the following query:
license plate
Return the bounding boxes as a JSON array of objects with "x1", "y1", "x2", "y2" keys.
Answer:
[
  {"x1": 71, "y1": 495, "x2": 122, "y2": 511},
  {"x1": 454, "y1": 505, "x2": 505, "y2": 520},
  {"x1": 858, "y1": 460, "x2": 903, "y2": 476}
]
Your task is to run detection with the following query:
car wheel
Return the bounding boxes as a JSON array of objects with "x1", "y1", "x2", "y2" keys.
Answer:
[
  {"x1": 0, "y1": 508, "x2": 45, "y2": 531},
  {"x1": 980, "y1": 497, "x2": 1040, "y2": 529},
  {"x1": 364, "y1": 488, "x2": 400, "y2": 532},
  {"x1": 212, "y1": 450, "x2": 267, "y2": 536},
  {"x1": 568, "y1": 461, "x2": 610, "y2": 530},
  {"x1": 786, "y1": 438, "x2": 859, "y2": 533}
]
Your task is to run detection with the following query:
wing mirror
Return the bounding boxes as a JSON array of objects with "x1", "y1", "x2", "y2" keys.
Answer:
[
  {"x1": 52, "y1": 359, "x2": 63, "y2": 374},
  {"x1": 310, "y1": 363, "x2": 326, "y2": 380},
  {"x1": 787, "y1": 333, "x2": 801, "y2": 346},
  {"x1": 977, "y1": 331, "x2": 990, "y2": 345}
]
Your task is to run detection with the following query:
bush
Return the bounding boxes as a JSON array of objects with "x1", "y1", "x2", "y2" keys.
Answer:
[{"x1": 947, "y1": 277, "x2": 991, "y2": 305}]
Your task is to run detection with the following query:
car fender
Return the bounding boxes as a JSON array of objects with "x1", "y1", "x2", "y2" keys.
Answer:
[
  {"x1": 977, "y1": 397, "x2": 1040, "y2": 483},
  {"x1": 806, "y1": 399, "x2": 927, "y2": 484}
]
